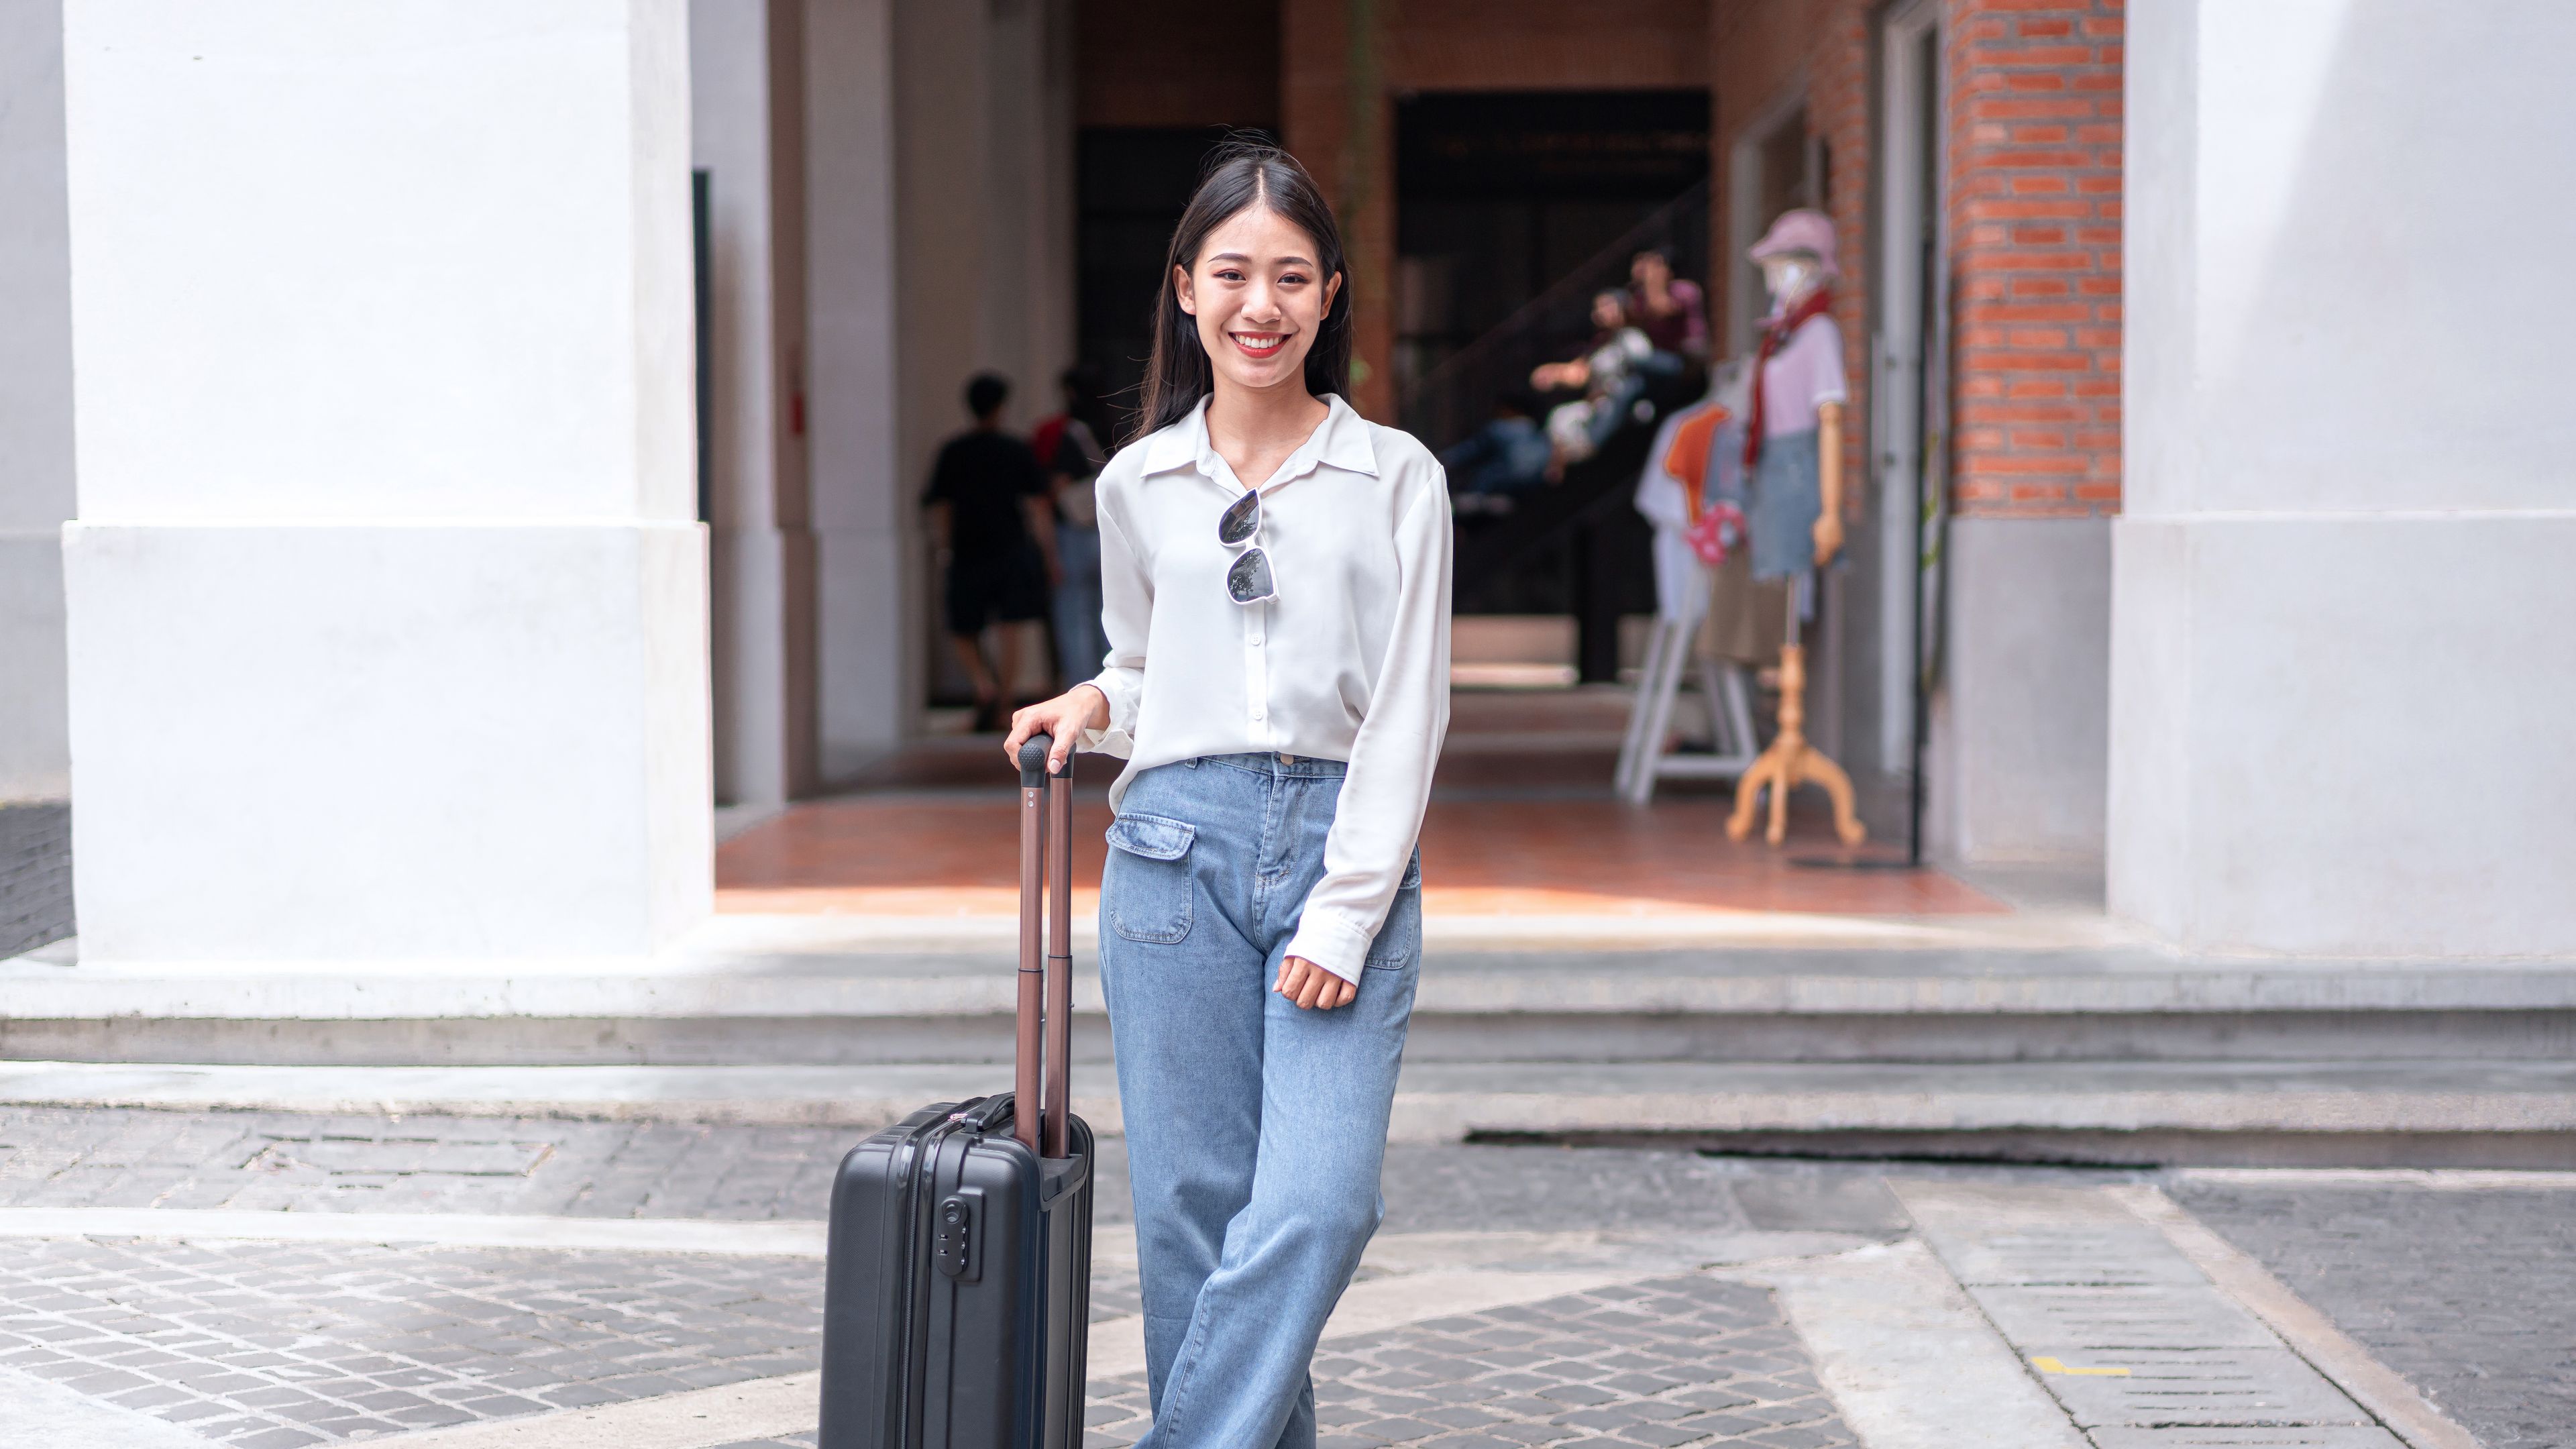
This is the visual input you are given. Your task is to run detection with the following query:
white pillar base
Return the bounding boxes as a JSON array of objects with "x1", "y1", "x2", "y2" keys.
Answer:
[
  {"x1": 2108, "y1": 513, "x2": 2576, "y2": 957},
  {"x1": 0, "y1": 533, "x2": 70, "y2": 802},
  {"x1": 65, "y1": 523, "x2": 711, "y2": 963}
]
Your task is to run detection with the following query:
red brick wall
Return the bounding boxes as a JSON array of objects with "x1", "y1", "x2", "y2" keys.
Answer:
[
  {"x1": 1944, "y1": 0, "x2": 2124, "y2": 517},
  {"x1": 1391, "y1": 0, "x2": 1709, "y2": 89},
  {"x1": 1710, "y1": 0, "x2": 1874, "y2": 500}
]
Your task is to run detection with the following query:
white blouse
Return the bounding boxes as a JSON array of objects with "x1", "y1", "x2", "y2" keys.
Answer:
[{"x1": 1078, "y1": 394, "x2": 1453, "y2": 983}]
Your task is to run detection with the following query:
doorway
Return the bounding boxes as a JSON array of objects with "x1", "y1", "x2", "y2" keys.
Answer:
[{"x1": 1397, "y1": 90, "x2": 1710, "y2": 678}]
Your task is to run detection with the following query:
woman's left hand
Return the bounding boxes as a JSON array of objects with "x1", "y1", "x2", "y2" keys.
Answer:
[{"x1": 1275, "y1": 956, "x2": 1356, "y2": 1010}]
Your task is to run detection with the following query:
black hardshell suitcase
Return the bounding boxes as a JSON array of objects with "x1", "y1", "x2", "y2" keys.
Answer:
[{"x1": 819, "y1": 735, "x2": 1093, "y2": 1449}]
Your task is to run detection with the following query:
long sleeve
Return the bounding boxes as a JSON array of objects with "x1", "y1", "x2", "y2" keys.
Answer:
[
  {"x1": 1282, "y1": 480, "x2": 1454, "y2": 983},
  {"x1": 1079, "y1": 490, "x2": 1147, "y2": 758}
]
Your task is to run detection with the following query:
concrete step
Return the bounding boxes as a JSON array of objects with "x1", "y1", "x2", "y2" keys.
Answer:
[
  {"x1": 4, "y1": 1058, "x2": 2571, "y2": 1166},
  {"x1": 8, "y1": 936, "x2": 2575, "y2": 1065}
]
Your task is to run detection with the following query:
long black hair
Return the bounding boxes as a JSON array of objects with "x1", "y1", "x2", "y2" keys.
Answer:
[{"x1": 1130, "y1": 142, "x2": 1352, "y2": 445}]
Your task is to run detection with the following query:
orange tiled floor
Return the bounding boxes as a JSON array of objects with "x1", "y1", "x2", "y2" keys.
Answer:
[{"x1": 716, "y1": 690, "x2": 2004, "y2": 918}]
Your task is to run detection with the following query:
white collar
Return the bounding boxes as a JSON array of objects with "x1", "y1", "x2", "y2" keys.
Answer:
[{"x1": 1137, "y1": 394, "x2": 1378, "y2": 486}]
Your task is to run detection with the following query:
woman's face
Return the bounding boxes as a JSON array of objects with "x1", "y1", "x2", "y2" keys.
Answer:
[{"x1": 1175, "y1": 204, "x2": 1342, "y2": 397}]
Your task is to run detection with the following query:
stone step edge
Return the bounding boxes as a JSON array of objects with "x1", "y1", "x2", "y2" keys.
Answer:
[
  {"x1": 11, "y1": 969, "x2": 2576, "y2": 1018},
  {"x1": 2, "y1": 1061, "x2": 2569, "y2": 1140}
]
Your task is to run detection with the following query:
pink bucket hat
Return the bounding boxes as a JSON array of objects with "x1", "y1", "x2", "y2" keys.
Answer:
[{"x1": 1748, "y1": 208, "x2": 1841, "y2": 280}]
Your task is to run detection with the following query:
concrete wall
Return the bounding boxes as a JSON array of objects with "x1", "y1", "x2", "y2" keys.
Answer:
[
  {"x1": 1927, "y1": 517, "x2": 2111, "y2": 862},
  {"x1": 2112, "y1": 0, "x2": 2576, "y2": 955},
  {"x1": 60, "y1": 0, "x2": 711, "y2": 963},
  {"x1": 0, "y1": 0, "x2": 73, "y2": 804}
]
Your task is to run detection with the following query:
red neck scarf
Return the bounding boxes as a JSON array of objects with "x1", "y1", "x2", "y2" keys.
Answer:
[{"x1": 1743, "y1": 286, "x2": 1835, "y2": 471}]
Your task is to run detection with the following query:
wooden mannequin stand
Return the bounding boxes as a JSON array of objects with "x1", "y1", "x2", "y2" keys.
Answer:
[
  {"x1": 1726, "y1": 605, "x2": 1866, "y2": 847},
  {"x1": 1725, "y1": 217, "x2": 1866, "y2": 849}
]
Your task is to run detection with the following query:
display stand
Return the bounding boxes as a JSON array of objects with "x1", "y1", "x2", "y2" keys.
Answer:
[
  {"x1": 1725, "y1": 601, "x2": 1866, "y2": 846},
  {"x1": 1613, "y1": 570, "x2": 1760, "y2": 803}
]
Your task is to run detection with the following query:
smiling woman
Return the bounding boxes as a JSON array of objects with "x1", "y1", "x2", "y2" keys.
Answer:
[{"x1": 1001, "y1": 142, "x2": 1453, "y2": 1449}]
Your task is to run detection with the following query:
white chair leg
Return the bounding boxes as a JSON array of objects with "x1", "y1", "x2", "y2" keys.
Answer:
[
  {"x1": 1615, "y1": 619, "x2": 1675, "y2": 798},
  {"x1": 1630, "y1": 622, "x2": 1693, "y2": 804}
]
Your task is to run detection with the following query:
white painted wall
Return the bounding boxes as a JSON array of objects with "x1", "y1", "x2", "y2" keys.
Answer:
[
  {"x1": 692, "y1": 0, "x2": 815, "y2": 806},
  {"x1": 2112, "y1": 0, "x2": 2576, "y2": 955},
  {"x1": 61, "y1": 0, "x2": 711, "y2": 962},
  {"x1": 0, "y1": 0, "x2": 74, "y2": 803}
]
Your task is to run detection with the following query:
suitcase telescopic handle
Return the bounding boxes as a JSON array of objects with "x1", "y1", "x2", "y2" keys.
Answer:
[{"x1": 1014, "y1": 734, "x2": 1077, "y2": 1157}]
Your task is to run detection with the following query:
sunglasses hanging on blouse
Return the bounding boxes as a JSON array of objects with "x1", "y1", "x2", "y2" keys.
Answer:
[{"x1": 1218, "y1": 488, "x2": 1277, "y2": 606}]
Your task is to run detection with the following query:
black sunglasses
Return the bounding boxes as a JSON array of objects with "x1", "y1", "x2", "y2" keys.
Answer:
[{"x1": 1217, "y1": 489, "x2": 1277, "y2": 605}]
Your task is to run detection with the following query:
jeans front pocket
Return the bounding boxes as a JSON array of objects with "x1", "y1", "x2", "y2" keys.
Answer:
[
  {"x1": 1364, "y1": 849, "x2": 1424, "y2": 970},
  {"x1": 1104, "y1": 812, "x2": 1197, "y2": 945}
]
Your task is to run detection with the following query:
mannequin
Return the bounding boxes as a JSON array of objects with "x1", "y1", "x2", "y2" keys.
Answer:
[{"x1": 1725, "y1": 211, "x2": 1867, "y2": 848}]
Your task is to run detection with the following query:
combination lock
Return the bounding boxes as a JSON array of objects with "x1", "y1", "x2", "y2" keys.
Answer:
[{"x1": 933, "y1": 1195, "x2": 975, "y2": 1280}]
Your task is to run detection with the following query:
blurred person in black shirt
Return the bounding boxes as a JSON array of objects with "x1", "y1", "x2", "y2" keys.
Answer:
[{"x1": 923, "y1": 372, "x2": 1057, "y2": 731}]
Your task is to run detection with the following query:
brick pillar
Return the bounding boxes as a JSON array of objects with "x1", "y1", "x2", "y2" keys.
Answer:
[
  {"x1": 1281, "y1": 0, "x2": 1394, "y2": 420},
  {"x1": 1928, "y1": 0, "x2": 2125, "y2": 862},
  {"x1": 1946, "y1": 0, "x2": 2124, "y2": 519}
]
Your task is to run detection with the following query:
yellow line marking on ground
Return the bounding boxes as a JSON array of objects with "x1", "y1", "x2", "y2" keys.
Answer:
[{"x1": 2029, "y1": 1356, "x2": 2130, "y2": 1377}]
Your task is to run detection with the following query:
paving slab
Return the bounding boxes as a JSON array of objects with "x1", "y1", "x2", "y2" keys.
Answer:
[
  {"x1": 1966, "y1": 1283, "x2": 2282, "y2": 1353},
  {"x1": 2092, "y1": 1423, "x2": 2411, "y2": 1433},
  {"x1": 1892, "y1": 1183, "x2": 2414, "y2": 1443},
  {"x1": 2029, "y1": 1347, "x2": 2372, "y2": 1429},
  {"x1": 1893, "y1": 1182, "x2": 2208, "y2": 1287},
  {"x1": 1756, "y1": 1240, "x2": 2087, "y2": 1449}
]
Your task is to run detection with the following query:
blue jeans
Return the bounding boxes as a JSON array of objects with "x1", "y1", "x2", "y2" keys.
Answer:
[{"x1": 1098, "y1": 753, "x2": 1422, "y2": 1449}]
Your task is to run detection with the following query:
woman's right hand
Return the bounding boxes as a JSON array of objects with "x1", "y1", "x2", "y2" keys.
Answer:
[{"x1": 1004, "y1": 684, "x2": 1111, "y2": 776}]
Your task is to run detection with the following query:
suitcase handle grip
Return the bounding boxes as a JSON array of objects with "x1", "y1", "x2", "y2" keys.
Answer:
[{"x1": 1018, "y1": 732, "x2": 1075, "y2": 787}]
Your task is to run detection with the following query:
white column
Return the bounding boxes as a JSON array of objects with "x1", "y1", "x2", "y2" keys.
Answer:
[
  {"x1": 800, "y1": 0, "x2": 1078, "y2": 777},
  {"x1": 0, "y1": 0, "x2": 74, "y2": 804},
  {"x1": 60, "y1": 1, "x2": 711, "y2": 963},
  {"x1": 803, "y1": 0, "x2": 909, "y2": 777},
  {"x1": 2112, "y1": 0, "x2": 2576, "y2": 955},
  {"x1": 693, "y1": 0, "x2": 816, "y2": 806}
]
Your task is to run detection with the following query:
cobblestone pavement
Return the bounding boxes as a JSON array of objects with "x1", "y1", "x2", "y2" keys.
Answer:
[
  {"x1": 0, "y1": 802, "x2": 72, "y2": 959},
  {"x1": 1088, "y1": 1276, "x2": 1854, "y2": 1449},
  {"x1": 0, "y1": 1106, "x2": 860, "y2": 1220},
  {"x1": 0, "y1": 1237, "x2": 818, "y2": 1446},
  {"x1": 2176, "y1": 1176, "x2": 2576, "y2": 1449},
  {"x1": 11, "y1": 1104, "x2": 2566, "y2": 1449},
  {"x1": 0, "y1": 1106, "x2": 1768, "y2": 1234},
  {"x1": 0, "y1": 1107, "x2": 1866, "y2": 1448},
  {"x1": 702, "y1": 1278, "x2": 1850, "y2": 1449}
]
